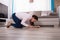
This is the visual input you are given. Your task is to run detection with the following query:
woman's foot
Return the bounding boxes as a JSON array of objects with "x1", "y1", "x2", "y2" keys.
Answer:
[
  {"x1": 6, "y1": 25, "x2": 11, "y2": 28},
  {"x1": 5, "y1": 20, "x2": 12, "y2": 28}
]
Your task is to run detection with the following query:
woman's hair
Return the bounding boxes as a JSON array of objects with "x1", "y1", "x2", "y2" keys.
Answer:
[{"x1": 32, "y1": 15, "x2": 38, "y2": 21}]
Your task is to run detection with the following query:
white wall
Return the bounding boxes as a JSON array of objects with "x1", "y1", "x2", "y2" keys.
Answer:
[
  {"x1": 0, "y1": 0, "x2": 51, "y2": 18},
  {"x1": 8, "y1": 0, "x2": 12, "y2": 19},
  {"x1": 14, "y1": 0, "x2": 51, "y2": 12}
]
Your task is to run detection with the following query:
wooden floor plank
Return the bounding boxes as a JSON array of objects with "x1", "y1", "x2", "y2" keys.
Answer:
[{"x1": 0, "y1": 27, "x2": 60, "y2": 40}]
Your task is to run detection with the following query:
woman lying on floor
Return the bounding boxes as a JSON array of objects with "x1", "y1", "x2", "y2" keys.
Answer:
[{"x1": 6, "y1": 12, "x2": 40, "y2": 28}]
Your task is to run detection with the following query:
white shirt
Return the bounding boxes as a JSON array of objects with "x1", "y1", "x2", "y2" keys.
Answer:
[{"x1": 15, "y1": 12, "x2": 34, "y2": 26}]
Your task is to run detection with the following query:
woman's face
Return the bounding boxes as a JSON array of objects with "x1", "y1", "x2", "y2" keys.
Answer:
[{"x1": 30, "y1": 17, "x2": 37, "y2": 22}]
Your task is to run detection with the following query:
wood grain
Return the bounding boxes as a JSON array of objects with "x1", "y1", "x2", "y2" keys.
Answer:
[{"x1": 0, "y1": 27, "x2": 60, "y2": 40}]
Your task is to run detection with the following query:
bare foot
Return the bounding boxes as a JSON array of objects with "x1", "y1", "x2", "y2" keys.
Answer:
[{"x1": 5, "y1": 21, "x2": 12, "y2": 28}]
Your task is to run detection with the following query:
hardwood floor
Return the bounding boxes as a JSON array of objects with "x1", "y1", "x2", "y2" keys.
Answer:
[{"x1": 0, "y1": 27, "x2": 60, "y2": 40}]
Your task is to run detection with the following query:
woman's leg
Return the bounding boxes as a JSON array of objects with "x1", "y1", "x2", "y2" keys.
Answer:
[{"x1": 11, "y1": 13, "x2": 24, "y2": 28}]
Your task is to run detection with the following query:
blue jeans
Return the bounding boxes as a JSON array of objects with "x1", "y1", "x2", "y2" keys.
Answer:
[{"x1": 11, "y1": 13, "x2": 24, "y2": 28}]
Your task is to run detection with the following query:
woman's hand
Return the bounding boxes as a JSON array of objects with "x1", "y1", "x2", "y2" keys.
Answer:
[
  {"x1": 33, "y1": 26, "x2": 40, "y2": 28},
  {"x1": 29, "y1": 25, "x2": 34, "y2": 28},
  {"x1": 28, "y1": 25, "x2": 40, "y2": 28}
]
